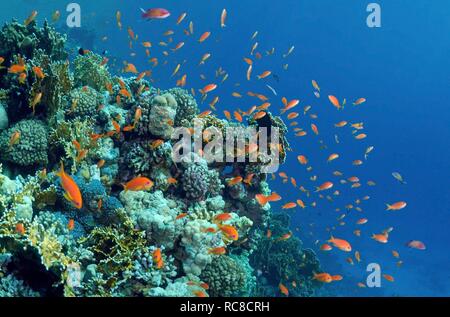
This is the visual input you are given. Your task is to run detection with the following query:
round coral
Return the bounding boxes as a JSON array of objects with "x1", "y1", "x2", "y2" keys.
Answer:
[{"x1": 0, "y1": 119, "x2": 48, "y2": 166}]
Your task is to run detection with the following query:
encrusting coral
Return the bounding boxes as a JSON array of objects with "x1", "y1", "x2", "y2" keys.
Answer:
[{"x1": 0, "y1": 20, "x2": 321, "y2": 297}]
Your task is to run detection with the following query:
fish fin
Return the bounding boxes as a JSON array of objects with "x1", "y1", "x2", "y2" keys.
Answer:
[
  {"x1": 63, "y1": 192, "x2": 73, "y2": 203},
  {"x1": 139, "y1": 7, "x2": 146, "y2": 13}
]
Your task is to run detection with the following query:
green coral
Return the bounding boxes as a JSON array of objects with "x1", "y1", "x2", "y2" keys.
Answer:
[
  {"x1": 0, "y1": 119, "x2": 48, "y2": 166},
  {"x1": 0, "y1": 20, "x2": 67, "y2": 62},
  {"x1": 200, "y1": 255, "x2": 248, "y2": 297},
  {"x1": 166, "y1": 88, "x2": 199, "y2": 127},
  {"x1": 65, "y1": 86, "x2": 104, "y2": 119},
  {"x1": 73, "y1": 52, "x2": 111, "y2": 91}
]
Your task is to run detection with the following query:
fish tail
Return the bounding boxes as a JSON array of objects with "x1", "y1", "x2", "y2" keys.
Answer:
[
  {"x1": 139, "y1": 7, "x2": 146, "y2": 13},
  {"x1": 121, "y1": 183, "x2": 128, "y2": 192},
  {"x1": 55, "y1": 161, "x2": 64, "y2": 177},
  {"x1": 385, "y1": 204, "x2": 392, "y2": 211}
]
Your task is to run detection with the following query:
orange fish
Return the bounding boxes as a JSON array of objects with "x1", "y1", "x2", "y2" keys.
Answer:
[
  {"x1": 372, "y1": 233, "x2": 388, "y2": 243},
  {"x1": 193, "y1": 290, "x2": 208, "y2": 297},
  {"x1": 328, "y1": 236, "x2": 352, "y2": 252},
  {"x1": 316, "y1": 181, "x2": 333, "y2": 192},
  {"x1": 198, "y1": 31, "x2": 211, "y2": 43},
  {"x1": 8, "y1": 64, "x2": 26, "y2": 74},
  {"x1": 214, "y1": 213, "x2": 232, "y2": 222},
  {"x1": 122, "y1": 177, "x2": 154, "y2": 192},
  {"x1": 68, "y1": 219, "x2": 75, "y2": 231},
  {"x1": 297, "y1": 155, "x2": 308, "y2": 165},
  {"x1": 311, "y1": 123, "x2": 319, "y2": 135},
  {"x1": 9, "y1": 131, "x2": 21, "y2": 148},
  {"x1": 208, "y1": 246, "x2": 227, "y2": 255},
  {"x1": 282, "y1": 202, "x2": 297, "y2": 209},
  {"x1": 177, "y1": 12, "x2": 187, "y2": 25},
  {"x1": 277, "y1": 232, "x2": 292, "y2": 242},
  {"x1": 383, "y1": 274, "x2": 394, "y2": 282},
  {"x1": 331, "y1": 275, "x2": 343, "y2": 281},
  {"x1": 257, "y1": 70, "x2": 272, "y2": 79},
  {"x1": 255, "y1": 192, "x2": 282, "y2": 206},
  {"x1": 16, "y1": 223, "x2": 25, "y2": 235},
  {"x1": 313, "y1": 272, "x2": 333, "y2": 283},
  {"x1": 327, "y1": 153, "x2": 339, "y2": 162},
  {"x1": 176, "y1": 213, "x2": 188, "y2": 220},
  {"x1": 353, "y1": 98, "x2": 366, "y2": 106},
  {"x1": 220, "y1": 9, "x2": 227, "y2": 28},
  {"x1": 32, "y1": 66, "x2": 45, "y2": 79},
  {"x1": 296, "y1": 199, "x2": 306, "y2": 209},
  {"x1": 320, "y1": 244, "x2": 333, "y2": 251},
  {"x1": 56, "y1": 162, "x2": 83, "y2": 209},
  {"x1": 243, "y1": 57, "x2": 253, "y2": 65},
  {"x1": 386, "y1": 201, "x2": 407, "y2": 211},
  {"x1": 356, "y1": 218, "x2": 368, "y2": 225},
  {"x1": 328, "y1": 95, "x2": 340, "y2": 109},
  {"x1": 218, "y1": 224, "x2": 239, "y2": 241},
  {"x1": 232, "y1": 111, "x2": 243, "y2": 123},
  {"x1": 246, "y1": 64, "x2": 253, "y2": 81},
  {"x1": 281, "y1": 99, "x2": 299, "y2": 113},
  {"x1": 201, "y1": 83, "x2": 217, "y2": 95},
  {"x1": 279, "y1": 283, "x2": 289, "y2": 296},
  {"x1": 24, "y1": 10, "x2": 38, "y2": 26},
  {"x1": 334, "y1": 121, "x2": 348, "y2": 128},
  {"x1": 124, "y1": 63, "x2": 138, "y2": 74},
  {"x1": 228, "y1": 176, "x2": 243, "y2": 186},
  {"x1": 253, "y1": 111, "x2": 267, "y2": 120}
]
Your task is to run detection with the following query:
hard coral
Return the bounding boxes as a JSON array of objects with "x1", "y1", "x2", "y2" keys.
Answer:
[{"x1": 0, "y1": 119, "x2": 48, "y2": 166}]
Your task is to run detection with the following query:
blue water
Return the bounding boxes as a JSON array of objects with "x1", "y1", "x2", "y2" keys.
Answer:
[{"x1": 4, "y1": 0, "x2": 449, "y2": 296}]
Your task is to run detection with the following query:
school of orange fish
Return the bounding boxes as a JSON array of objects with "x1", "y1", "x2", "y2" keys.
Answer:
[{"x1": 8, "y1": 7, "x2": 426, "y2": 297}]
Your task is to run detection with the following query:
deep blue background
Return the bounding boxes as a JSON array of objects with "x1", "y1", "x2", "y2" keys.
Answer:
[{"x1": 4, "y1": 0, "x2": 449, "y2": 296}]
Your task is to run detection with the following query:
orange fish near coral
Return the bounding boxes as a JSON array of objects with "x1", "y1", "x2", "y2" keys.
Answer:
[
  {"x1": 279, "y1": 283, "x2": 289, "y2": 296},
  {"x1": 16, "y1": 223, "x2": 25, "y2": 235},
  {"x1": 24, "y1": 10, "x2": 38, "y2": 26},
  {"x1": 56, "y1": 162, "x2": 83, "y2": 209},
  {"x1": 328, "y1": 236, "x2": 352, "y2": 252},
  {"x1": 255, "y1": 192, "x2": 282, "y2": 206},
  {"x1": 68, "y1": 219, "x2": 75, "y2": 231},
  {"x1": 208, "y1": 246, "x2": 227, "y2": 255},
  {"x1": 32, "y1": 66, "x2": 45, "y2": 79},
  {"x1": 122, "y1": 177, "x2": 154, "y2": 192},
  {"x1": 313, "y1": 272, "x2": 333, "y2": 283},
  {"x1": 219, "y1": 224, "x2": 239, "y2": 241}
]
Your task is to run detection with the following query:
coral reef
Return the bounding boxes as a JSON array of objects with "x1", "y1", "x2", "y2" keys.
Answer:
[
  {"x1": 0, "y1": 21, "x2": 320, "y2": 297},
  {"x1": 0, "y1": 119, "x2": 48, "y2": 166}
]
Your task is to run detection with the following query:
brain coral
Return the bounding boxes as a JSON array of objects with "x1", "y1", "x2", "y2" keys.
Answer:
[
  {"x1": 181, "y1": 158, "x2": 224, "y2": 201},
  {"x1": 0, "y1": 119, "x2": 48, "y2": 166},
  {"x1": 200, "y1": 255, "x2": 247, "y2": 297},
  {"x1": 164, "y1": 88, "x2": 199, "y2": 127},
  {"x1": 65, "y1": 86, "x2": 104, "y2": 119}
]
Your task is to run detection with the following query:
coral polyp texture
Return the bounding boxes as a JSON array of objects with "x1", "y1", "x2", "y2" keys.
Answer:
[{"x1": 0, "y1": 21, "x2": 321, "y2": 297}]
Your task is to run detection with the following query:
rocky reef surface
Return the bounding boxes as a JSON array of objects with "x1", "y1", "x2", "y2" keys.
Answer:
[{"x1": 0, "y1": 20, "x2": 321, "y2": 297}]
